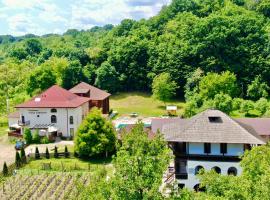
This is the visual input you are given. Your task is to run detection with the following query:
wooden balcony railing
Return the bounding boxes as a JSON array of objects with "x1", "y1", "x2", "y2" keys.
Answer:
[{"x1": 18, "y1": 120, "x2": 30, "y2": 126}]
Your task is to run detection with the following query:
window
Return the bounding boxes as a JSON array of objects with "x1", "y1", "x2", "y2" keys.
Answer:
[
  {"x1": 69, "y1": 116, "x2": 74, "y2": 125},
  {"x1": 204, "y1": 143, "x2": 211, "y2": 154},
  {"x1": 21, "y1": 116, "x2": 25, "y2": 123},
  {"x1": 51, "y1": 115, "x2": 57, "y2": 123},
  {"x1": 51, "y1": 108, "x2": 57, "y2": 113},
  {"x1": 195, "y1": 166, "x2": 204, "y2": 175},
  {"x1": 212, "y1": 166, "x2": 221, "y2": 174},
  {"x1": 227, "y1": 167, "x2": 237, "y2": 176},
  {"x1": 220, "y1": 143, "x2": 227, "y2": 154},
  {"x1": 208, "y1": 116, "x2": 222, "y2": 123}
]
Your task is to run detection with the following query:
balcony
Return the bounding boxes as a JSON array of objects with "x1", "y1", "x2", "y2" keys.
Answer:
[
  {"x1": 18, "y1": 120, "x2": 30, "y2": 126},
  {"x1": 174, "y1": 153, "x2": 240, "y2": 162},
  {"x1": 175, "y1": 173, "x2": 188, "y2": 180}
]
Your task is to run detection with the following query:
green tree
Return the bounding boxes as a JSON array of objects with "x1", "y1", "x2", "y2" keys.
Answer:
[
  {"x1": 152, "y1": 72, "x2": 178, "y2": 105},
  {"x1": 75, "y1": 108, "x2": 116, "y2": 157},
  {"x1": 212, "y1": 93, "x2": 233, "y2": 114},
  {"x1": 110, "y1": 123, "x2": 171, "y2": 199},
  {"x1": 32, "y1": 130, "x2": 41, "y2": 144},
  {"x1": 54, "y1": 146, "x2": 59, "y2": 158},
  {"x1": 24, "y1": 38, "x2": 43, "y2": 56},
  {"x1": 95, "y1": 62, "x2": 119, "y2": 93},
  {"x1": 20, "y1": 147, "x2": 26, "y2": 164},
  {"x1": 15, "y1": 151, "x2": 21, "y2": 168},
  {"x1": 62, "y1": 60, "x2": 84, "y2": 89},
  {"x1": 23, "y1": 128, "x2": 32, "y2": 144},
  {"x1": 2, "y1": 162, "x2": 8, "y2": 176},
  {"x1": 64, "y1": 145, "x2": 69, "y2": 158},
  {"x1": 35, "y1": 147, "x2": 40, "y2": 159},
  {"x1": 247, "y1": 75, "x2": 269, "y2": 100},
  {"x1": 199, "y1": 71, "x2": 238, "y2": 100},
  {"x1": 45, "y1": 147, "x2": 50, "y2": 159},
  {"x1": 184, "y1": 68, "x2": 204, "y2": 101},
  {"x1": 27, "y1": 66, "x2": 57, "y2": 95}
]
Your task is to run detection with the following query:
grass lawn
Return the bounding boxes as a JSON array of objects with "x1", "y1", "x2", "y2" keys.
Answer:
[
  {"x1": 0, "y1": 126, "x2": 8, "y2": 138},
  {"x1": 21, "y1": 157, "x2": 113, "y2": 174},
  {"x1": 110, "y1": 92, "x2": 186, "y2": 117}
]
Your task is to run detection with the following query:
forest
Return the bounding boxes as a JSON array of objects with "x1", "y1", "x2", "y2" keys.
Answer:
[{"x1": 1, "y1": 0, "x2": 270, "y2": 116}]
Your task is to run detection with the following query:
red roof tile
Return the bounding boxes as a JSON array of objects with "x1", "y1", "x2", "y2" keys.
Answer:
[
  {"x1": 69, "y1": 82, "x2": 111, "y2": 100},
  {"x1": 15, "y1": 85, "x2": 90, "y2": 108}
]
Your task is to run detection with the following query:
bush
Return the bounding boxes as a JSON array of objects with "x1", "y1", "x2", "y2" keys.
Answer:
[
  {"x1": 3, "y1": 162, "x2": 8, "y2": 176},
  {"x1": 23, "y1": 128, "x2": 32, "y2": 144},
  {"x1": 32, "y1": 130, "x2": 41, "y2": 144},
  {"x1": 41, "y1": 136, "x2": 50, "y2": 144},
  {"x1": 54, "y1": 146, "x2": 59, "y2": 158},
  {"x1": 64, "y1": 145, "x2": 69, "y2": 158},
  {"x1": 20, "y1": 147, "x2": 26, "y2": 164},
  {"x1": 15, "y1": 151, "x2": 21, "y2": 168},
  {"x1": 45, "y1": 147, "x2": 50, "y2": 159},
  {"x1": 35, "y1": 147, "x2": 40, "y2": 159}
]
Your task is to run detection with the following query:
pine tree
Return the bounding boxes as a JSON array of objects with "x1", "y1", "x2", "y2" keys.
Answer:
[
  {"x1": 15, "y1": 151, "x2": 21, "y2": 168},
  {"x1": 64, "y1": 145, "x2": 69, "y2": 158},
  {"x1": 54, "y1": 146, "x2": 58, "y2": 158},
  {"x1": 3, "y1": 162, "x2": 8, "y2": 176},
  {"x1": 20, "y1": 147, "x2": 26, "y2": 164},
  {"x1": 35, "y1": 147, "x2": 40, "y2": 159},
  {"x1": 45, "y1": 147, "x2": 50, "y2": 159}
]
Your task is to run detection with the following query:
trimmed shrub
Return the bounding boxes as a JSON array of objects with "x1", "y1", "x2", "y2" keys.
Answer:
[
  {"x1": 3, "y1": 162, "x2": 8, "y2": 176},
  {"x1": 32, "y1": 130, "x2": 41, "y2": 144},
  {"x1": 23, "y1": 128, "x2": 32, "y2": 144},
  {"x1": 45, "y1": 147, "x2": 50, "y2": 159},
  {"x1": 41, "y1": 136, "x2": 50, "y2": 144},
  {"x1": 64, "y1": 145, "x2": 69, "y2": 158},
  {"x1": 54, "y1": 146, "x2": 58, "y2": 158},
  {"x1": 15, "y1": 151, "x2": 21, "y2": 168},
  {"x1": 20, "y1": 147, "x2": 26, "y2": 164},
  {"x1": 35, "y1": 147, "x2": 40, "y2": 159}
]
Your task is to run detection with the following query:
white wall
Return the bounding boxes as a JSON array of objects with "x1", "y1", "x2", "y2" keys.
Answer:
[
  {"x1": 18, "y1": 102, "x2": 89, "y2": 137},
  {"x1": 8, "y1": 117, "x2": 19, "y2": 127},
  {"x1": 177, "y1": 160, "x2": 242, "y2": 189},
  {"x1": 188, "y1": 142, "x2": 244, "y2": 156}
]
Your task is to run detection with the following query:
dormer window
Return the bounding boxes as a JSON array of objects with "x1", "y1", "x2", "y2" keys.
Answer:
[
  {"x1": 51, "y1": 108, "x2": 57, "y2": 113},
  {"x1": 208, "y1": 116, "x2": 222, "y2": 123}
]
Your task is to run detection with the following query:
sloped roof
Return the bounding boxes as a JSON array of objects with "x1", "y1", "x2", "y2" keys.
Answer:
[
  {"x1": 236, "y1": 118, "x2": 270, "y2": 136},
  {"x1": 151, "y1": 117, "x2": 187, "y2": 133},
  {"x1": 162, "y1": 109, "x2": 266, "y2": 144},
  {"x1": 69, "y1": 82, "x2": 111, "y2": 100},
  {"x1": 16, "y1": 85, "x2": 90, "y2": 108}
]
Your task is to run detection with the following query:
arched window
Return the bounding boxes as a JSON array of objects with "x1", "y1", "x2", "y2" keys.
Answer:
[
  {"x1": 227, "y1": 167, "x2": 237, "y2": 176},
  {"x1": 193, "y1": 184, "x2": 205, "y2": 192},
  {"x1": 51, "y1": 108, "x2": 57, "y2": 113},
  {"x1": 212, "y1": 166, "x2": 221, "y2": 174},
  {"x1": 69, "y1": 116, "x2": 74, "y2": 125},
  {"x1": 194, "y1": 166, "x2": 204, "y2": 175},
  {"x1": 51, "y1": 115, "x2": 57, "y2": 123}
]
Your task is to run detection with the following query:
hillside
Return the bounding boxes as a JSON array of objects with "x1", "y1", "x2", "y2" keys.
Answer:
[{"x1": 0, "y1": 0, "x2": 270, "y2": 115}]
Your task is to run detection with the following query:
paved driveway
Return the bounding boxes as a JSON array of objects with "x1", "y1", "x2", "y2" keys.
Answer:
[{"x1": 0, "y1": 139, "x2": 16, "y2": 167}]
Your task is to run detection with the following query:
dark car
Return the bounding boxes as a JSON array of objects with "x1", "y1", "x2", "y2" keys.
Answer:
[{"x1": 15, "y1": 140, "x2": 26, "y2": 150}]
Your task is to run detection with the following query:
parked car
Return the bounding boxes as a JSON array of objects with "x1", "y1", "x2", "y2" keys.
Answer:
[{"x1": 15, "y1": 140, "x2": 26, "y2": 150}]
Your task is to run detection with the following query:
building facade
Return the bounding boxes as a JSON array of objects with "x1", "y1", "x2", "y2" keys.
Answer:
[
  {"x1": 156, "y1": 109, "x2": 266, "y2": 189},
  {"x1": 8, "y1": 83, "x2": 110, "y2": 138}
]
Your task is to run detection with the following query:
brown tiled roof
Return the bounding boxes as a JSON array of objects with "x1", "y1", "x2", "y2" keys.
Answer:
[
  {"x1": 69, "y1": 82, "x2": 111, "y2": 100},
  {"x1": 16, "y1": 85, "x2": 90, "y2": 108},
  {"x1": 162, "y1": 109, "x2": 266, "y2": 144},
  {"x1": 236, "y1": 118, "x2": 270, "y2": 136},
  {"x1": 151, "y1": 117, "x2": 187, "y2": 133}
]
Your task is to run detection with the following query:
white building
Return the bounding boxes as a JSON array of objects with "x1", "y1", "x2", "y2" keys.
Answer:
[
  {"x1": 153, "y1": 109, "x2": 266, "y2": 190},
  {"x1": 8, "y1": 83, "x2": 110, "y2": 138}
]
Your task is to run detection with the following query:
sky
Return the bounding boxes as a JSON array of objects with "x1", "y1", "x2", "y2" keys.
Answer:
[{"x1": 0, "y1": 0, "x2": 171, "y2": 36}]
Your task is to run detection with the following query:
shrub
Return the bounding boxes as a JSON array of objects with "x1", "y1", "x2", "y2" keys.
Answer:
[
  {"x1": 23, "y1": 128, "x2": 32, "y2": 144},
  {"x1": 45, "y1": 147, "x2": 50, "y2": 159},
  {"x1": 35, "y1": 147, "x2": 40, "y2": 159},
  {"x1": 20, "y1": 147, "x2": 26, "y2": 164},
  {"x1": 15, "y1": 151, "x2": 21, "y2": 168},
  {"x1": 3, "y1": 162, "x2": 8, "y2": 176},
  {"x1": 64, "y1": 145, "x2": 69, "y2": 158},
  {"x1": 41, "y1": 136, "x2": 50, "y2": 144},
  {"x1": 32, "y1": 130, "x2": 41, "y2": 144},
  {"x1": 54, "y1": 146, "x2": 58, "y2": 158}
]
